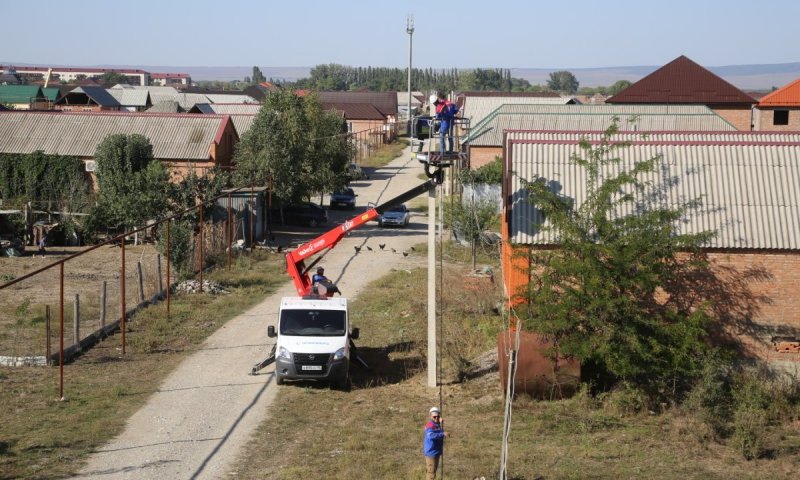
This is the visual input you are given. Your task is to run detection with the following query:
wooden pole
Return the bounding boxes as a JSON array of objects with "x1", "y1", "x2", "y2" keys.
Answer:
[
  {"x1": 156, "y1": 254, "x2": 163, "y2": 299},
  {"x1": 59, "y1": 262, "x2": 64, "y2": 400},
  {"x1": 227, "y1": 192, "x2": 232, "y2": 271},
  {"x1": 73, "y1": 294, "x2": 80, "y2": 346},
  {"x1": 45, "y1": 305, "x2": 51, "y2": 365},
  {"x1": 166, "y1": 221, "x2": 171, "y2": 316},
  {"x1": 250, "y1": 186, "x2": 254, "y2": 251},
  {"x1": 121, "y1": 239, "x2": 126, "y2": 354},
  {"x1": 427, "y1": 187, "x2": 437, "y2": 388},
  {"x1": 100, "y1": 280, "x2": 106, "y2": 330},
  {"x1": 136, "y1": 261, "x2": 145, "y2": 304},
  {"x1": 199, "y1": 203, "x2": 204, "y2": 293}
]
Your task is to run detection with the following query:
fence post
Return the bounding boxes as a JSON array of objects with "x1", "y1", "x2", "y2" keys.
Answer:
[
  {"x1": 199, "y1": 203, "x2": 204, "y2": 293},
  {"x1": 137, "y1": 261, "x2": 145, "y2": 304},
  {"x1": 100, "y1": 280, "x2": 106, "y2": 330},
  {"x1": 45, "y1": 305, "x2": 51, "y2": 365},
  {"x1": 166, "y1": 221, "x2": 171, "y2": 316},
  {"x1": 157, "y1": 254, "x2": 163, "y2": 299},
  {"x1": 121, "y1": 240, "x2": 126, "y2": 355},
  {"x1": 250, "y1": 186, "x2": 254, "y2": 251},
  {"x1": 59, "y1": 262, "x2": 64, "y2": 400},
  {"x1": 227, "y1": 192, "x2": 232, "y2": 271},
  {"x1": 73, "y1": 294, "x2": 80, "y2": 346}
]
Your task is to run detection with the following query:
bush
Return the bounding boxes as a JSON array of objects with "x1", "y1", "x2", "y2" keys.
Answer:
[{"x1": 156, "y1": 220, "x2": 193, "y2": 276}]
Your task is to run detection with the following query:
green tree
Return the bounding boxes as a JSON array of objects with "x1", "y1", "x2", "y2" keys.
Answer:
[
  {"x1": 520, "y1": 121, "x2": 717, "y2": 397},
  {"x1": 100, "y1": 72, "x2": 129, "y2": 86},
  {"x1": 446, "y1": 197, "x2": 499, "y2": 270},
  {"x1": 252, "y1": 66, "x2": 266, "y2": 84},
  {"x1": 91, "y1": 134, "x2": 170, "y2": 233},
  {"x1": 546, "y1": 70, "x2": 579, "y2": 94},
  {"x1": 232, "y1": 90, "x2": 353, "y2": 204},
  {"x1": 608, "y1": 79, "x2": 633, "y2": 95}
]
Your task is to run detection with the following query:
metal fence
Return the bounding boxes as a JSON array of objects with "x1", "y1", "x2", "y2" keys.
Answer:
[{"x1": 0, "y1": 187, "x2": 261, "y2": 398}]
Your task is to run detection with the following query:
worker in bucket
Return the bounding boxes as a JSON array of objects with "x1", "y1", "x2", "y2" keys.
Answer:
[
  {"x1": 433, "y1": 93, "x2": 459, "y2": 154},
  {"x1": 423, "y1": 406, "x2": 449, "y2": 480},
  {"x1": 312, "y1": 267, "x2": 341, "y2": 295}
]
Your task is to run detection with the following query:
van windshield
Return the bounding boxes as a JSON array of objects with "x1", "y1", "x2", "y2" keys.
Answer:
[{"x1": 280, "y1": 309, "x2": 346, "y2": 336}]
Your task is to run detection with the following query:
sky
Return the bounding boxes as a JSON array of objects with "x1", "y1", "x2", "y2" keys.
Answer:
[{"x1": 1, "y1": 0, "x2": 799, "y2": 69}]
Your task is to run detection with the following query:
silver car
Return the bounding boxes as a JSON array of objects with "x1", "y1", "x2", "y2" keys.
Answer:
[{"x1": 379, "y1": 205, "x2": 410, "y2": 227}]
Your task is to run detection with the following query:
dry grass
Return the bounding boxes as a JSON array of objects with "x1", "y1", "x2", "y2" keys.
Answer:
[
  {"x1": 230, "y1": 242, "x2": 800, "y2": 480},
  {"x1": 358, "y1": 138, "x2": 409, "y2": 169},
  {"x1": 0, "y1": 250, "x2": 285, "y2": 479}
]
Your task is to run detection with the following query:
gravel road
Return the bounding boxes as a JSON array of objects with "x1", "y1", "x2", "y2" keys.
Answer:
[{"x1": 75, "y1": 145, "x2": 437, "y2": 479}]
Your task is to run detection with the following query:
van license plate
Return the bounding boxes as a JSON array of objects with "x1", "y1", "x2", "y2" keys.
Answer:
[{"x1": 302, "y1": 365, "x2": 322, "y2": 371}]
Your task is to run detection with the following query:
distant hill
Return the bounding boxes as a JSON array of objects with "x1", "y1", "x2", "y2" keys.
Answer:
[
  {"x1": 510, "y1": 63, "x2": 800, "y2": 90},
  {"x1": 4, "y1": 62, "x2": 799, "y2": 90}
]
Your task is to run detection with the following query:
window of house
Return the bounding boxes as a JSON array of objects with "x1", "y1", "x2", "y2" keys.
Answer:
[{"x1": 773, "y1": 110, "x2": 789, "y2": 126}]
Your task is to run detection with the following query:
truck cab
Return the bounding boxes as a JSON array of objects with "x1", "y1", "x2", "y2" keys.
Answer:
[{"x1": 268, "y1": 296, "x2": 358, "y2": 389}]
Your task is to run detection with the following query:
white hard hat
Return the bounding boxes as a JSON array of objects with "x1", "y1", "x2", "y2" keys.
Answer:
[
  {"x1": 429, "y1": 94, "x2": 437, "y2": 104},
  {"x1": 429, "y1": 406, "x2": 440, "y2": 414}
]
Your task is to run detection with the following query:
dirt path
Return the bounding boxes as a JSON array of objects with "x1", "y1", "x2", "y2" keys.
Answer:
[{"x1": 75, "y1": 146, "x2": 436, "y2": 479}]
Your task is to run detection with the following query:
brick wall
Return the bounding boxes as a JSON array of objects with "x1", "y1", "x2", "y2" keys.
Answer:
[
  {"x1": 468, "y1": 146, "x2": 502, "y2": 169},
  {"x1": 753, "y1": 107, "x2": 800, "y2": 131},
  {"x1": 502, "y1": 243, "x2": 800, "y2": 368},
  {"x1": 711, "y1": 106, "x2": 753, "y2": 131}
]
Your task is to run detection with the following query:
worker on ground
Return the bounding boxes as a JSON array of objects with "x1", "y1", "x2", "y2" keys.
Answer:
[
  {"x1": 423, "y1": 406, "x2": 448, "y2": 480},
  {"x1": 312, "y1": 267, "x2": 341, "y2": 295},
  {"x1": 434, "y1": 93, "x2": 459, "y2": 154}
]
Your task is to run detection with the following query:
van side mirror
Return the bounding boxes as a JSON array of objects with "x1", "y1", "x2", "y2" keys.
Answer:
[
  {"x1": 350, "y1": 327, "x2": 359, "y2": 340},
  {"x1": 267, "y1": 325, "x2": 276, "y2": 338}
]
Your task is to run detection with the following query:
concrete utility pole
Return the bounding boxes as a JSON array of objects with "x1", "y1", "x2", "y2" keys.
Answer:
[
  {"x1": 427, "y1": 186, "x2": 437, "y2": 388},
  {"x1": 406, "y1": 15, "x2": 414, "y2": 125}
]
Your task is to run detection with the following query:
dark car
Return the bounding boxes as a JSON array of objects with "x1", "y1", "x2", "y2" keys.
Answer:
[
  {"x1": 277, "y1": 202, "x2": 328, "y2": 227},
  {"x1": 329, "y1": 188, "x2": 357, "y2": 209}
]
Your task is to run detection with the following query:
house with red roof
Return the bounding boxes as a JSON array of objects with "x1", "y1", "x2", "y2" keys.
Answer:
[
  {"x1": 754, "y1": 78, "x2": 800, "y2": 131},
  {"x1": 607, "y1": 55, "x2": 757, "y2": 131}
]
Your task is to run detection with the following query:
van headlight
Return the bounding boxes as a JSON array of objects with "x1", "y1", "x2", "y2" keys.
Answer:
[
  {"x1": 333, "y1": 347, "x2": 346, "y2": 361},
  {"x1": 278, "y1": 346, "x2": 292, "y2": 361}
]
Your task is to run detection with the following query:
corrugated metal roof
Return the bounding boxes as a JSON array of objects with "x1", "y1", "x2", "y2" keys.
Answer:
[
  {"x1": 504, "y1": 130, "x2": 800, "y2": 148},
  {"x1": 321, "y1": 102, "x2": 384, "y2": 120},
  {"x1": 317, "y1": 91, "x2": 397, "y2": 116},
  {"x1": 507, "y1": 140, "x2": 800, "y2": 250},
  {"x1": 465, "y1": 104, "x2": 736, "y2": 146},
  {"x1": 61, "y1": 86, "x2": 121, "y2": 107},
  {"x1": 205, "y1": 94, "x2": 258, "y2": 104},
  {"x1": 758, "y1": 78, "x2": 800, "y2": 107},
  {"x1": 607, "y1": 55, "x2": 756, "y2": 105},
  {"x1": 459, "y1": 96, "x2": 576, "y2": 130},
  {"x1": 229, "y1": 115, "x2": 256, "y2": 136},
  {"x1": 0, "y1": 111, "x2": 229, "y2": 160},
  {"x1": 106, "y1": 88, "x2": 151, "y2": 107},
  {"x1": 0, "y1": 85, "x2": 44, "y2": 103},
  {"x1": 201, "y1": 103, "x2": 262, "y2": 115}
]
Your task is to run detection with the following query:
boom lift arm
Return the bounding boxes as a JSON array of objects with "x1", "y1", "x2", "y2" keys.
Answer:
[{"x1": 285, "y1": 177, "x2": 440, "y2": 296}]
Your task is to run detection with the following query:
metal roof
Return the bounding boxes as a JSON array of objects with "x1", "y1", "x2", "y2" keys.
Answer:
[
  {"x1": 204, "y1": 94, "x2": 258, "y2": 104},
  {"x1": 758, "y1": 78, "x2": 800, "y2": 107},
  {"x1": 465, "y1": 104, "x2": 736, "y2": 147},
  {"x1": 106, "y1": 88, "x2": 151, "y2": 107},
  {"x1": 321, "y1": 102, "x2": 384, "y2": 120},
  {"x1": 507, "y1": 139, "x2": 800, "y2": 250},
  {"x1": 607, "y1": 55, "x2": 756, "y2": 105},
  {"x1": 504, "y1": 130, "x2": 800, "y2": 148},
  {"x1": 229, "y1": 115, "x2": 256, "y2": 136},
  {"x1": 459, "y1": 96, "x2": 576, "y2": 130},
  {"x1": 57, "y1": 86, "x2": 120, "y2": 107},
  {"x1": 0, "y1": 111, "x2": 231, "y2": 160},
  {"x1": 0, "y1": 85, "x2": 44, "y2": 103},
  {"x1": 199, "y1": 103, "x2": 262, "y2": 115},
  {"x1": 317, "y1": 91, "x2": 397, "y2": 117}
]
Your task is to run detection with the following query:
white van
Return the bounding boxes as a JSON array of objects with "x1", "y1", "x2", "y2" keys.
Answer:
[{"x1": 268, "y1": 296, "x2": 358, "y2": 389}]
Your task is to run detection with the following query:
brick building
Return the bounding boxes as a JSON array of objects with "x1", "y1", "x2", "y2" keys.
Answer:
[
  {"x1": 754, "y1": 78, "x2": 800, "y2": 131},
  {"x1": 607, "y1": 55, "x2": 757, "y2": 131},
  {"x1": 502, "y1": 132, "x2": 800, "y2": 371}
]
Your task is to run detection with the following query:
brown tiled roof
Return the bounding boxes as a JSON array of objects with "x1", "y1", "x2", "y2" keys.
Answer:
[
  {"x1": 317, "y1": 91, "x2": 397, "y2": 117},
  {"x1": 457, "y1": 91, "x2": 561, "y2": 98},
  {"x1": 758, "y1": 78, "x2": 800, "y2": 107},
  {"x1": 321, "y1": 102, "x2": 384, "y2": 120},
  {"x1": 607, "y1": 55, "x2": 756, "y2": 105}
]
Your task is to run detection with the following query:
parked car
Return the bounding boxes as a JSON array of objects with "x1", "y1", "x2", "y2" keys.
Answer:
[
  {"x1": 378, "y1": 204, "x2": 411, "y2": 227},
  {"x1": 329, "y1": 188, "x2": 357, "y2": 209},
  {"x1": 277, "y1": 203, "x2": 328, "y2": 227},
  {"x1": 346, "y1": 163, "x2": 368, "y2": 181}
]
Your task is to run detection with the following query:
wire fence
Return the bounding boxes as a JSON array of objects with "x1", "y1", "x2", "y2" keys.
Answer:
[{"x1": 0, "y1": 187, "x2": 260, "y2": 388}]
